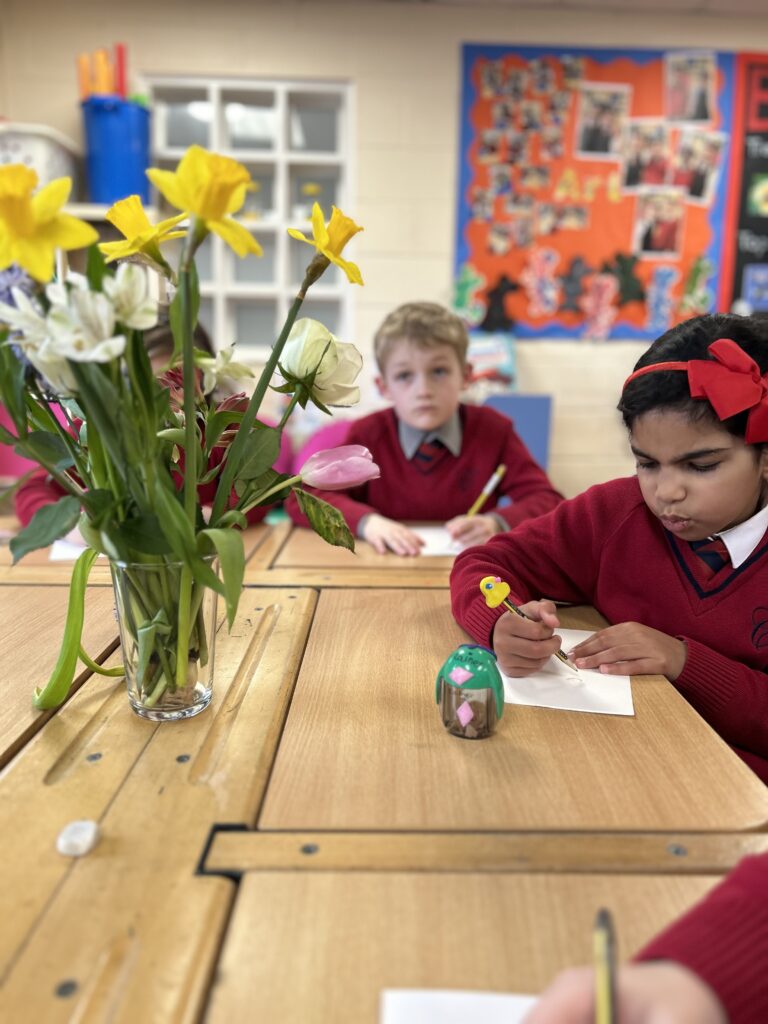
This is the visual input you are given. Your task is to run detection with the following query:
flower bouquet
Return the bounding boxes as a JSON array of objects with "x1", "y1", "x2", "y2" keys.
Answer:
[{"x1": 0, "y1": 146, "x2": 377, "y2": 719}]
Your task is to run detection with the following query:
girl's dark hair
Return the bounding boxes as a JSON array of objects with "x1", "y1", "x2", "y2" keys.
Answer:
[
  {"x1": 618, "y1": 313, "x2": 768, "y2": 440},
  {"x1": 144, "y1": 321, "x2": 215, "y2": 359}
]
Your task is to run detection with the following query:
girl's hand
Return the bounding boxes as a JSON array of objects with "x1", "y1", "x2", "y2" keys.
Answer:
[
  {"x1": 362, "y1": 514, "x2": 425, "y2": 556},
  {"x1": 569, "y1": 622, "x2": 687, "y2": 679},
  {"x1": 523, "y1": 962, "x2": 726, "y2": 1024},
  {"x1": 492, "y1": 599, "x2": 565, "y2": 677},
  {"x1": 445, "y1": 513, "x2": 501, "y2": 547}
]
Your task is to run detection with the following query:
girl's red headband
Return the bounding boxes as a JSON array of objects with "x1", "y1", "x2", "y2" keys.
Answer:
[{"x1": 622, "y1": 338, "x2": 768, "y2": 444}]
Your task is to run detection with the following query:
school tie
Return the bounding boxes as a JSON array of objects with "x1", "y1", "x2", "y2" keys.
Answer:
[
  {"x1": 412, "y1": 437, "x2": 448, "y2": 474},
  {"x1": 689, "y1": 536, "x2": 731, "y2": 576}
]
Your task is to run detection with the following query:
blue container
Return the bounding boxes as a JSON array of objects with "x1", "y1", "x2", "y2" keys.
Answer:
[{"x1": 82, "y1": 96, "x2": 150, "y2": 204}]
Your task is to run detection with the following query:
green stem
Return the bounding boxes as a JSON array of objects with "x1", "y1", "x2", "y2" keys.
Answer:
[
  {"x1": 278, "y1": 391, "x2": 302, "y2": 430},
  {"x1": 239, "y1": 474, "x2": 301, "y2": 515},
  {"x1": 78, "y1": 645, "x2": 125, "y2": 677},
  {"x1": 175, "y1": 565, "x2": 193, "y2": 691},
  {"x1": 210, "y1": 292, "x2": 306, "y2": 525}
]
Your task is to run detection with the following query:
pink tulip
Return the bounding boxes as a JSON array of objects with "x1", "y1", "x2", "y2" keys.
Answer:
[{"x1": 299, "y1": 445, "x2": 380, "y2": 490}]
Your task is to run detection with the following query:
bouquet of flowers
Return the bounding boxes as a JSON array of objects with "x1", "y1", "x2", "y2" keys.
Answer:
[{"x1": 0, "y1": 146, "x2": 377, "y2": 718}]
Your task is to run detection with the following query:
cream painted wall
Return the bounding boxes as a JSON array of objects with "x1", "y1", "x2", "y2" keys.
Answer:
[{"x1": 3, "y1": 0, "x2": 768, "y2": 495}]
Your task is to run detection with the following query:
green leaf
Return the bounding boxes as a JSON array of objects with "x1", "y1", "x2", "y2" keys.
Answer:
[
  {"x1": 0, "y1": 342, "x2": 28, "y2": 432},
  {"x1": 237, "y1": 425, "x2": 281, "y2": 480},
  {"x1": 199, "y1": 528, "x2": 245, "y2": 628},
  {"x1": 153, "y1": 478, "x2": 198, "y2": 562},
  {"x1": 136, "y1": 609, "x2": 171, "y2": 686},
  {"x1": 85, "y1": 243, "x2": 111, "y2": 290},
  {"x1": 293, "y1": 488, "x2": 355, "y2": 552},
  {"x1": 117, "y1": 514, "x2": 175, "y2": 556},
  {"x1": 157, "y1": 428, "x2": 187, "y2": 444},
  {"x1": 33, "y1": 548, "x2": 99, "y2": 709},
  {"x1": 17, "y1": 430, "x2": 75, "y2": 473},
  {"x1": 215, "y1": 509, "x2": 248, "y2": 529},
  {"x1": 10, "y1": 495, "x2": 82, "y2": 563}
]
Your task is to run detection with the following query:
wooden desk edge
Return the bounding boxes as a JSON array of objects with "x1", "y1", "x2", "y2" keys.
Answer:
[{"x1": 203, "y1": 829, "x2": 768, "y2": 877}]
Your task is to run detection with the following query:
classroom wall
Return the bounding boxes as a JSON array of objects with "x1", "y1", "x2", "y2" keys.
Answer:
[{"x1": 3, "y1": 0, "x2": 768, "y2": 496}]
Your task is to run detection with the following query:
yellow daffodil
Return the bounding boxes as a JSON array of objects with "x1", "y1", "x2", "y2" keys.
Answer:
[
  {"x1": 99, "y1": 195, "x2": 187, "y2": 271},
  {"x1": 0, "y1": 165, "x2": 98, "y2": 282},
  {"x1": 288, "y1": 202, "x2": 364, "y2": 286},
  {"x1": 146, "y1": 146, "x2": 262, "y2": 258}
]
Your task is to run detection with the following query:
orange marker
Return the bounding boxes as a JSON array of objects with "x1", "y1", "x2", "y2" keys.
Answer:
[{"x1": 77, "y1": 53, "x2": 91, "y2": 101}]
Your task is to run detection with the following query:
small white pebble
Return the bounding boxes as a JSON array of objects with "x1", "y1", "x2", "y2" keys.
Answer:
[{"x1": 56, "y1": 819, "x2": 100, "y2": 857}]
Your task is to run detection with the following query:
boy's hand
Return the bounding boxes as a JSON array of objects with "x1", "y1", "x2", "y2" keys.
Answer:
[
  {"x1": 492, "y1": 599, "x2": 564, "y2": 677},
  {"x1": 524, "y1": 963, "x2": 726, "y2": 1024},
  {"x1": 362, "y1": 514, "x2": 425, "y2": 556},
  {"x1": 569, "y1": 622, "x2": 687, "y2": 679},
  {"x1": 445, "y1": 513, "x2": 501, "y2": 547}
]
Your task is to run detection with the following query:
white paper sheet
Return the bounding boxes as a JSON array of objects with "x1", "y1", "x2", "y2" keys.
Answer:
[
  {"x1": 410, "y1": 526, "x2": 466, "y2": 557},
  {"x1": 380, "y1": 990, "x2": 536, "y2": 1023},
  {"x1": 501, "y1": 627, "x2": 634, "y2": 717}
]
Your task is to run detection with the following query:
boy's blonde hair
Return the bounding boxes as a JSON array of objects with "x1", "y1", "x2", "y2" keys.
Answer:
[{"x1": 373, "y1": 302, "x2": 469, "y2": 372}]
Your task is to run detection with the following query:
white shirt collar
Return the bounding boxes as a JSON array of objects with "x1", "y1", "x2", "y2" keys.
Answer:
[{"x1": 716, "y1": 503, "x2": 768, "y2": 568}]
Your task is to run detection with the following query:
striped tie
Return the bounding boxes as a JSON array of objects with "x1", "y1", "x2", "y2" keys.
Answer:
[
  {"x1": 690, "y1": 536, "x2": 730, "y2": 577},
  {"x1": 413, "y1": 437, "x2": 447, "y2": 474}
]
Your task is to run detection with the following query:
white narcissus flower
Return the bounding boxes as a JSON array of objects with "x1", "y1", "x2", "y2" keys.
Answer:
[
  {"x1": 196, "y1": 344, "x2": 254, "y2": 395},
  {"x1": 0, "y1": 287, "x2": 47, "y2": 344},
  {"x1": 280, "y1": 318, "x2": 362, "y2": 407},
  {"x1": 103, "y1": 263, "x2": 159, "y2": 330},
  {"x1": 0, "y1": 287, "x2": 77, "y2": 394},
  {"x1": 47, "y1": 296, "x2": 126, "y2": 364}
]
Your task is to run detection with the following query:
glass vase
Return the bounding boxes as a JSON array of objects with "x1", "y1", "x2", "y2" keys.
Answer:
[{"x1": 109, "y1": 557, "x2": 219, "y2": 721}]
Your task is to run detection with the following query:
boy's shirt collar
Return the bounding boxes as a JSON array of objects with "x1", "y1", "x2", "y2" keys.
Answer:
[
  {"x1": 713, "y1": 502, "x2": 768, "y2": 568},
  {"x1": 398, "y1": 410, "x2": 463, "y2": 459}
]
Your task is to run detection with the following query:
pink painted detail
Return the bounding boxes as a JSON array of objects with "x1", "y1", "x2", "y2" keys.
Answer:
[
  {"x1": 456, "y1": 701, "x2": 474, "y2": 727},
  {"x1": 448, "y1": 666, "x2": 474, "y2": 685}
]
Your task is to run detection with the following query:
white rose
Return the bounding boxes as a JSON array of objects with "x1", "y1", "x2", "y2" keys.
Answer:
[{"x1": 280, "y1": 318, "x2": 362, "y2": 407}]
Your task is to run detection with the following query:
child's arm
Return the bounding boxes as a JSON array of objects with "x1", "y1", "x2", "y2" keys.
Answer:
[{"x1": 359, "y1": 514, "x2": 424, "y2": 556}]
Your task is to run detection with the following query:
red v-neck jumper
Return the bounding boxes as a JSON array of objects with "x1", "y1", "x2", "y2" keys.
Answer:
[
  {"x1": 286, "y1": 404, "x2": 563, "y2": 533},
  {"x1": 450, "y1": 475, "x2": 768, "y2": 783}
]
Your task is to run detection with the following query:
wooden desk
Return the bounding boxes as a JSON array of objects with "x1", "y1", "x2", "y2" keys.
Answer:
[
  {"x1": 259, "y1": 590, "x2": 768, "y2": 833},
  {"x1": 244, "y1": 523, "x2": 453, "y2": 587},
  {"x1": 0, "y1": 524, "x2": 273, "y2": 586},
  {"x1": 206, "y1": 871, "x2": 720, "y2": 1023},
  {"x1": 0, "y1": 585, "x2": 119, "y2": 768},
  {"x1": 0, "y1": 587, "x2": 316, "y2": 1022}
]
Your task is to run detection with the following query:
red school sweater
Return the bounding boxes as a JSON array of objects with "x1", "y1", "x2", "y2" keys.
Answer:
[
  {"x1": 286, "y1": 404, "x2": 563, "y2": 534},
  {"x1": 634, "y1": 852, "x2": 768, "y2": 1022},
  {"x1": 450, "y1": 475, "x2": 768, "y2": 783}
]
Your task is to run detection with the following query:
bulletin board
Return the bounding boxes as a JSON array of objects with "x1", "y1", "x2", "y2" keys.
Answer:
[{"x1": 454, "y1": 44, "x2": 741, "y2": 340}]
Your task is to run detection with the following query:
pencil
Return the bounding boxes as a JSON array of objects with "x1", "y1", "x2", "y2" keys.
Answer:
[
  {"x1": 466, "y1": 463, "x2": 506, "y2": 517},
  {"x1": 500, "y1": 596, "x2": 580, "y2": 676},
  {"x1": 479, "y1": 575, "x2": 580, "y2": 676},
  {"x1": 593, "y1": 907, "x2": 616, "y2": 1024}
]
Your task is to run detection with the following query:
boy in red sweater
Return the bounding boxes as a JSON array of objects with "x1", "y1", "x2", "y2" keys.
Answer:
[
  {"x1": 526, "y1": 851, "x2": 768, "y2": 1023},
  {"x1": 451, "y1": 313, "x2": 768, "y2": 782},
  {"x1": 287, "y1": 302, "x2": 562, "y2": 555}
]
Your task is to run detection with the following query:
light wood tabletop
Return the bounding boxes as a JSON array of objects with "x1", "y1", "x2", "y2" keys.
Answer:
[
  {"x1": 0, "y1": 585, "x2": 119, "y2": 768},
  {"x1": 244, "y1": 522, "x2": 455, "y2": 587},
  {"x1": 205, "y1": 870, "x2": 720, "y2": 1023},
  {"x1": 0, "y1": 587, "x2": 317, "y2": 1023},
  {"x1": 259, "y1": 589, "x2": 768, "y2": 834}
]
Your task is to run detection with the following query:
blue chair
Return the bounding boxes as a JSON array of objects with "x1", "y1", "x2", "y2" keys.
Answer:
[{"x1": 482, "y1": 393, "x2": 553, "y2": 469}]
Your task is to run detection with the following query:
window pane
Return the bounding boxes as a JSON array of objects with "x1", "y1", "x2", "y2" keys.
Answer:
[
  {"x1": 240, "y1": 166, "x2": 276, "y2": 223},
  {"x1": 298, "y1": 299, "x2": 341, "y2": 336},
  {"x1": 233, "y1": 299, "x2": 278, "y2": 349},
  {"x1": 289, "y1": 93, "x2": 341, "y2": 153},
  {"x1": 289, "y1": 165, "x2": 341, "y2": 221},
  {"x1": 233, "y1": 233, "x2": 276, "y2": 284},
  {"x1": 223, "y1": 90, "x2": 277, "y2": 151},
  {"x1": 155, "y1": 88, "x2": 211, "y2": 148}
]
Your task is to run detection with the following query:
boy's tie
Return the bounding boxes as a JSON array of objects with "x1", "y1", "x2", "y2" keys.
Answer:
[
  {"x1": 413, "y1": 437, "x2": 449, "y2": 474},
  {"x1": 690, "y1": 536, "x2": 730, "y2": 576}
]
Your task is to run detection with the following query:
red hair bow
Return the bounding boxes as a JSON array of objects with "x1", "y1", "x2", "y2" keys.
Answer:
[{"x1": 624, "y1": 338, "x2": 768, "y2": 444}]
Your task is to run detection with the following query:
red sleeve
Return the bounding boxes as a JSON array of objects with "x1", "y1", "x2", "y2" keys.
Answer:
[
  {"x1": 492, "y1": 425, "x2": 563, "y2": 529},
  {"x1": 635, "y1": 854, "x2": 768, "y2": 1024},
  {"x1": 674, "y1": 638, "x2": 768, "y2": 769},
  {"x1": 14, "y1": 468, "x2": 68, "y2": 527},
  {"x1": 450, "y1": 483, "x2": 623, "y2": 645}
]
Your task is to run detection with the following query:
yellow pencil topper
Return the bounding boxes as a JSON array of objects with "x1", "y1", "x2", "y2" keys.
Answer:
[{"x1": 480, "y1": 575, "x2": 511, "y2": 608}]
